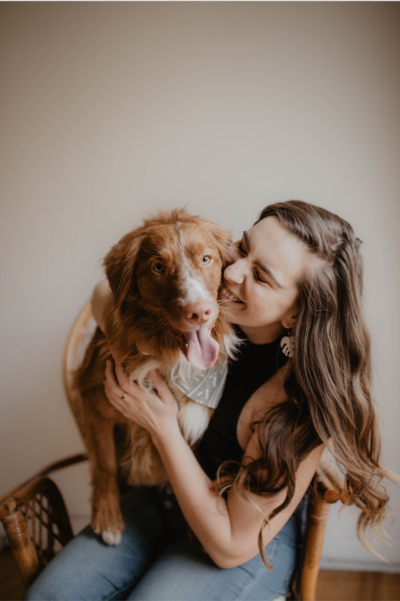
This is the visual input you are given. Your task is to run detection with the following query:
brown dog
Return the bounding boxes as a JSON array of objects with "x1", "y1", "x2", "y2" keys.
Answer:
[{"x1": 72, "y1": 209, "x2": 238, "y2": 545}]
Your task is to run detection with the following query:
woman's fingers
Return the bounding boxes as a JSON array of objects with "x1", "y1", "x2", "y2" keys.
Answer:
[
  {"x1": 105, "y1": 360, "x2": 130, "y2": 394},
  {"x1": 105, "y1": 359, "x2": 119, "y2": 390},
  {"x1": 103, "y1": 366, "x2": 129, "y2": 418},
  {"x1": 104, "y1": 364, "x2": 173, "y2": 411},
  {"x1": 148, "y1": 369, "x2": 166, "y2": 394},
  {"x1": 148, "y1": 370, "x2": 177, "y2": 407},
  {"x1": 103, "y1": 365, "x2": 179, "y2": 431},
  {"x1": 104, "y1": 359, "x2": 142, "y2": 404},
  {"x1": 115, "y1": 361, "x2": 130, "y2": 390}
]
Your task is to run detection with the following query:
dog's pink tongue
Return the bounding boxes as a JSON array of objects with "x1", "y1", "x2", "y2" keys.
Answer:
[{"x1": 185, "y1": 328, "x2": 219, "y2": 370}]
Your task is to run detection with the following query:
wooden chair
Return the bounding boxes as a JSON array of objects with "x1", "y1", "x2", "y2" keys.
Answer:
[{"x1": 0, "y1": 302, "x2": 348, "y2": 600}]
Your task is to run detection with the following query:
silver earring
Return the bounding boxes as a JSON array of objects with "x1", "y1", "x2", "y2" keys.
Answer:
[{"x1": 280, "y1": 328, "x2": 295, "y2": 358}]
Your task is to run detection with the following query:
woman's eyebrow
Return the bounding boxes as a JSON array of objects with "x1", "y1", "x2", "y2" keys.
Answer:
[{"x1": 243, "y1": 231, "x2": 283, "y2": 288}]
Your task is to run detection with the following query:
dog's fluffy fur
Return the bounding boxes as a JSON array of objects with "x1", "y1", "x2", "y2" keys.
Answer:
[{"x1": 72, "y1": 209, "x2": 238, "y2": 545}]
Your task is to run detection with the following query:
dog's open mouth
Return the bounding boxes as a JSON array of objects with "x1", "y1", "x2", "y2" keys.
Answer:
[{"x1": 167, "y1": 324, "x2": 219, "y2": 370}]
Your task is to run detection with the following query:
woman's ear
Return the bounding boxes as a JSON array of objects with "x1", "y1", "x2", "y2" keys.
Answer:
[
  {"x1": 103, "y1": 229, "x2": 146, "y2": 307},
  {"x1": 282, "y1": 319, "x2": 296, "y2": 330},
  {"x1": 282, "y1": 312, "x2": 297, "y2": 330}
]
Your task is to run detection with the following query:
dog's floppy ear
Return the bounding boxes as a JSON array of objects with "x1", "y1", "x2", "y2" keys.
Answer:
[
  {"x1": 103, "y1": 229, "x2": 146, "y2": 307},
  {"x1": 205, "y1": 222, "x2": 232, "y2": 266}
]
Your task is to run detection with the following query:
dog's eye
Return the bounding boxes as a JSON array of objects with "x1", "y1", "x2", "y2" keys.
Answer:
[
  {"x1": 202, "y1": 256, "x2": 212, "y2": 265},
  {"x1": 153, "y1": 262, "x2": 164, "y2": 273}
]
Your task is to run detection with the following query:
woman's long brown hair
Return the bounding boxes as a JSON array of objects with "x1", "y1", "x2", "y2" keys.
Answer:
[{"x1": 214, "y1": 200, "x2": 395, "y2": 568}]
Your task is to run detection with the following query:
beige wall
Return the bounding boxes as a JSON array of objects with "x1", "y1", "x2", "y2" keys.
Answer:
[{"x1": 0, "y1": 2, "x2": 399, "y2": 570}]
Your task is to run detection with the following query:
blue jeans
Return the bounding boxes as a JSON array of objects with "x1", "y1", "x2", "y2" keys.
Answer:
[{"x1": 24, "y1": 486, "x2": 306, "y2": 601}]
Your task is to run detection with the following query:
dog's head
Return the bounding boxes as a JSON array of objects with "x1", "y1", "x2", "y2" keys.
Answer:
[{"x1": 103, "y1": 209, "x2": 232, "y2": 369}]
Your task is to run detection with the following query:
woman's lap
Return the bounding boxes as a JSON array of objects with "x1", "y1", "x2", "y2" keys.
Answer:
[
  {"x1": 127, "y1": 520, "x2": 298, "y2": 601},
  {"x1": 24, "y1": 486, "x2": 302, "y2": 601}
]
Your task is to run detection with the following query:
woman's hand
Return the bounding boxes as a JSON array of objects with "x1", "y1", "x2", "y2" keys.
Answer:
[{"x1": 103, "y1": 361, "x2": 179, "y2": 439}]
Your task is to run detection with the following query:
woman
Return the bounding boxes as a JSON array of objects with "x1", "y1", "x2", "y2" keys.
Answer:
[{"x1": 24, "y1": 200, "x2": 391, "y2": 601}]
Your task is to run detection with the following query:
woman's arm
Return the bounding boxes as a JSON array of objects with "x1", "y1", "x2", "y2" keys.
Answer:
[
  {"x1": 154, "y1": 409, "x2": 324, "y2": 568},
  {"x1": 91, "y1": 280, "x2": 111, "y2": 333},
  {"x1": 104, "y1": 362, "x2": 325, "y2": 569}
]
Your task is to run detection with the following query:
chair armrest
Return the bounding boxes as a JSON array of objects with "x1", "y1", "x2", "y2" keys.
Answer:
[
  {"x1": 294, "y1": 456, "x2": 348, "y2": 601},
  {"x1": 0, "y1": 453, "x2": 88, "y2": 589},
  {"x1": 314, "y1": 455, "x2": 348, "y2": 504}
]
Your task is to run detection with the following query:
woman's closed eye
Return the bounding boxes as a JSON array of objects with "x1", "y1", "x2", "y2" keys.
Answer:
[
  {"x1": 254, "y1": 271, "x2": 268, "y2": 284},
  {"x1": 237, "y1": 241, "x2": 246, "y2": 254},
  {"x1": 237, "y1": 241, "x2": 268, "y2": 284}
]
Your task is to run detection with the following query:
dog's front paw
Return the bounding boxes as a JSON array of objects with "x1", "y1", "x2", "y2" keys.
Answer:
[
  {"x1": 91, "y1": 497, "x2": 125, "y2": 546},
  {"x1": 101, "y1": 530, "x2": 123, "y2": 546}
]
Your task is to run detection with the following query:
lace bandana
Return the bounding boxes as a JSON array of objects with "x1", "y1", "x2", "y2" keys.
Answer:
[{"x1": 169, "y1": 358, "x2": 229, "y2": 409}]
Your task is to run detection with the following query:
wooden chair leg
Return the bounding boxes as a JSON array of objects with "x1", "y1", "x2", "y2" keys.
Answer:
[
  {"x1": 298, "y1": 492, "x2": 331, "y2": 601},
  {"x1": 2, "y1": 507, "x2": 40, "y2": 588}
]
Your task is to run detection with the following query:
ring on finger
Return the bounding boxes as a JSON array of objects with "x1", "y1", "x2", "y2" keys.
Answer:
[{"x1": 119, "y1": 392, "x2": 127, "y2": 400}]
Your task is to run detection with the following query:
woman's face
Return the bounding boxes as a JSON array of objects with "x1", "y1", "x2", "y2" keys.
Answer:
[{"x1": 219, "y1": 216, "x2": 308, "y2": 342}]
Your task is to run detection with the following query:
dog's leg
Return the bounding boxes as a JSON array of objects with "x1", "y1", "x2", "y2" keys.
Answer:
[{"x1": 82, "y1": 400, "x2": 125, "y2": 545}]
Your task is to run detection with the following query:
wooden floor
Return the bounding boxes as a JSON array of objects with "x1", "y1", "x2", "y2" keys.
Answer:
[
  {"x1": 1, "y1": 550, "x2": 399, "y2": 601},
  {"x1": 316, "y1": 570, "x2": 400, "y2": 601}
]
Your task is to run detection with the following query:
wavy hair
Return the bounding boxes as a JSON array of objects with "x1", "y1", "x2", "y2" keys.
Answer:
[{"x1": 214, "y1": 200, "x2": 395, "y2": 568}]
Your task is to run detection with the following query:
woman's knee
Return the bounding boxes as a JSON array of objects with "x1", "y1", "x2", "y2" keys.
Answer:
[
  {"x1": 23, "y1": 486, "x2": 177, "y2": 601},
  {"x1": 22, "y1": 525, "x2": 135, "y2": 600}
]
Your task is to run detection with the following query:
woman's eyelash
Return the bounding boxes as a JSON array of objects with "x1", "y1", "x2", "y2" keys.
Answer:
[
  {"x1": 237, "y1": 241, "x2": 267, "y2": 284},
  {"x1": 254, "y1": 271, "x2": 265, "y2": 283}
]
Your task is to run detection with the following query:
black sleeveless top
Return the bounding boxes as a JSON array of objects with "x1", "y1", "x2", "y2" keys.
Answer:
[{"x1": 197, "y1": 326, "x2": 288, "y2": 481}]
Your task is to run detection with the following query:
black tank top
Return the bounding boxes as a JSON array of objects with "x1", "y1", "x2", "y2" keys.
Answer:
[{"x1": 197, "y1": 326, "x2": 288, "y2": 481}]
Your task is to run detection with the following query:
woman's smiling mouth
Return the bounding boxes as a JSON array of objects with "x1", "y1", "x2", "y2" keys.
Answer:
[{"x1": 219, "y1": 286, "x2": 244, "y2": 303}]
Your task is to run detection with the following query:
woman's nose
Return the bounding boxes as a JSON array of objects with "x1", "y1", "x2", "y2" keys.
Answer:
[{"x1": 224, "y1": 259, "x2": 246, "y2": 285}]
